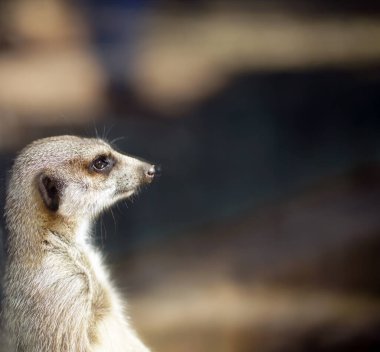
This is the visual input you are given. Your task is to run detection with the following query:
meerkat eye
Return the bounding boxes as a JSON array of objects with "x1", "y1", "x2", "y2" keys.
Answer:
[
  {"x1": 93, "y1": 157, "x2": 108, "y2": 170},
  {"x1": 91, "y1": 155, "x2": 113, "y2": 172}
]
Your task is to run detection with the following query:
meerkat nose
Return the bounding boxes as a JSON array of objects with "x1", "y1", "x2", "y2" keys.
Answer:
[{"x1": 145, "y1": 164, "x2": 162, "y2": 180}]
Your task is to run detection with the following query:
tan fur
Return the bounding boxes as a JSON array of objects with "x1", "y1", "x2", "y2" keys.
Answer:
[{"x1": 2, "y1": 136, "x2": 153, "y2": 352}]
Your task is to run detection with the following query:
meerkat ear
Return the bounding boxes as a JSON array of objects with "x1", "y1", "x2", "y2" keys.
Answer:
[{"x1": 38, "y1": 174, "x2": 61, "y2": 212}]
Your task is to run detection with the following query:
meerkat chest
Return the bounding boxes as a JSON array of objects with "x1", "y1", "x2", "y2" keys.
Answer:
[
  {"x1": 78, "y1": 244, "x2": 124, "y2": 311},
  {"x1": 79, "y1": 245, "x2": 139, "y2": 351},
  {"x1": 83, "y1": 245, "x2": 110, "y2": 285}
]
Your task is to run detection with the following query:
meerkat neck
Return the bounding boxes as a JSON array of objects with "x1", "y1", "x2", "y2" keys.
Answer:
[{"x1": 5, "y1": 194, "x2": 91, "y2": 260}]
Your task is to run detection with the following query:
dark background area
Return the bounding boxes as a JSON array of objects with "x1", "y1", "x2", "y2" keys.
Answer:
[{"x1": 0, "y1": 1, "x2": 380, "y2": 351}]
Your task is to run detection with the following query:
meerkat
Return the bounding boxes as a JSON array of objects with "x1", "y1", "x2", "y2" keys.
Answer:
[{"x1": 2, "y1": 135, "x2": 160, "y2": 352}]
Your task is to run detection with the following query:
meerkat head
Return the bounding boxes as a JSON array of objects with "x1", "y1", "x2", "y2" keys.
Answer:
[{"x1": 7, "y1": 135, "x2": 160, "y2": 226}]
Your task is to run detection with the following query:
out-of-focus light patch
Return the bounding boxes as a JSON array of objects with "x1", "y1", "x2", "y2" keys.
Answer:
[{"x1": 132, "y1": 11, "x2": 380, "y2": 114}]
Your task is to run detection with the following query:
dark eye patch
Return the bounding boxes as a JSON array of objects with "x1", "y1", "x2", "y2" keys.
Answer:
[{"x1": 90, "y1": 154, "x2": 115, "y2": 174}]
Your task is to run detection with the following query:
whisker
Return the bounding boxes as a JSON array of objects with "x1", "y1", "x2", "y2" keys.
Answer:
[
  {"x1": 110, "y1": 136, "x2": 125, "y2": 146},
  {"x1": 110, "y1": 208, "x2": 117, "y2": 235},
  {"x1": 106, "y1": 124, "x2": 115, "y2": 141}
]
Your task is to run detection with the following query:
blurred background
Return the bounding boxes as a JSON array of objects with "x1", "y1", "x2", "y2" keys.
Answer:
[{"x1": 1, "y1": 1, "x2": 380, "y2": 351}]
